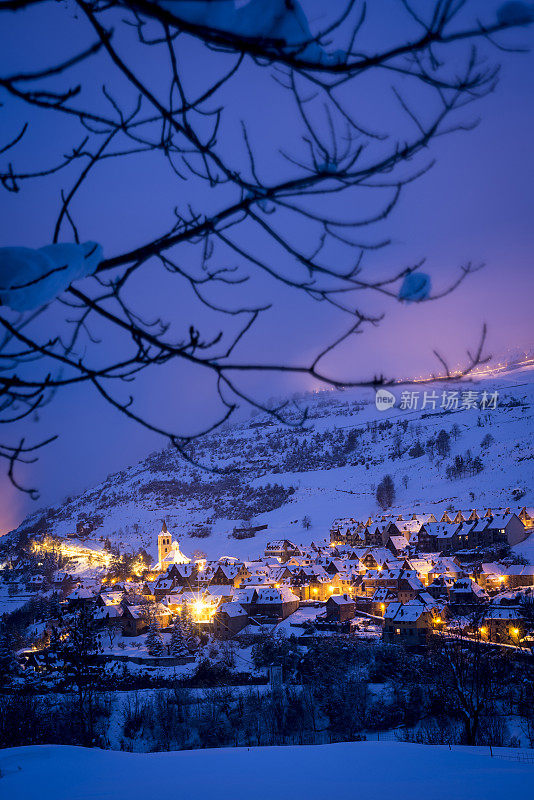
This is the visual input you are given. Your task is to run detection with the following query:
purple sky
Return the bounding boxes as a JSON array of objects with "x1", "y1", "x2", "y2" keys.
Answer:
[{"x1": 0, "y1": 1, "x2": 533, "y2": 531}]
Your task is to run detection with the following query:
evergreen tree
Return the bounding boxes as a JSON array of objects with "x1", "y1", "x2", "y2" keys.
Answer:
[
  {"x1": 146, "y1": 622, "x2": 164, "y2": 656},
  {"x1": 435, "y1": 429, "x2": 451, "y2": 457},
  {"x1": 54, "y1": 607, "x2": 102, "y2": 744},
  {"x1": 181, "y1": 605, "x2": 199, "y2": 650},
  {"x1": 0, "y1": 631, "x2": 17, "y2": 685},
  {"x1": 169, "y1": 618, "x2": 189, "y2": 657}
]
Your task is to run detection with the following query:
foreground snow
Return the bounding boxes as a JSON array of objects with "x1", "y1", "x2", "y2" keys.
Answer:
[{"x1": 0, "y1": 741, "x2": 532, "y2": 800}]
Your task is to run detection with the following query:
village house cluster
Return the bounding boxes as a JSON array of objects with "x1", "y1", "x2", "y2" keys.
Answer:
[{"x1": 7, "y1": 503, "x2": 533, "y2": 666}]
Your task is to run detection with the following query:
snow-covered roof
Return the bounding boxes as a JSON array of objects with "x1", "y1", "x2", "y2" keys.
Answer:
[
  {"x1": 124, "y1": 602, "x2": 170, "y2": 619},
  {"x1": 487, "y1": 513, "x2": 517, "y2": 528},
  {"x1": 484, "y1": 606, "x2": 523, "y2": 621},
  {"x1": 371, "y1": 587, "x2": 395, "y2": 601},
  {"x1": 398, "y1": 575, "x2": 425, "y2": 591},
  {"x1": 407, "y1": 558, "x2": 434, "y2": 574},
  {"x1": 204, "y1": 585, "x2": 235, "y2": 597},
  {"x1": 67, "y1": 587, "x2": 94, "y2": 600},
  {"x1": 388, "y1": 535, "x2": 408, "y2": 550},
  {"x1": 99, "y1": 591, "x2": 123, "y2": 606},
  {"x1": 327, "y1": 594, "x2": 354, "y2": 605},
  {"x1": 398, "y1": 520, "x2": 424, "y2": 533},
  {"x1": 93, "y1": 605, "x2": 123, "y2": 620},
  {"x1": 417, "y1": 591, "x2": 439, "y2": 608},
  {"x1": 385, "y1": 601, "x2": 430, "y2": 623},
  {"x1": 155, "y1": 577, "x2": 175, "y2": 589},
  {"x1": 256, "y1": 586, "x2": 299, "y2": 604},
  {"x1": 216, "y1": 602, "x2": 247, "y2": 618},
  {"x1": 234, "y1": 586, "x2": 298, "y2": 605},
  {"x1": 422, "y1": 522, "x2": 461, "y2": 538},
  {"x1": 265, "y1": 540, "x2": 297, "y2": 551},
  {"x1": 481, "y1": 562, "x2": 534, "y2": 577},
  {"x1": 469, "y1": 519, "x2": 490, "y2": 532}
]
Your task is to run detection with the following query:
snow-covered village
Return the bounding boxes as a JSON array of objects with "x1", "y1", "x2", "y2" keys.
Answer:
[
  {"x1": 1, "y1": 1, "x2": 534, "y2": 798},
  {"x1": 1, "y1": 371, "x2": 534, "y2": 790}
]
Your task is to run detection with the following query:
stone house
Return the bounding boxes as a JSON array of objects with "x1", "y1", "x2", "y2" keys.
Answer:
[
  {"x1": 234, "y1": 586, "x2": 299, "y2": 619},
  {"x1": 483, "y1": 514, "x2": 527, "y2": 547},
  {"x1": 211, "y1": 602, "x2": 249, "y2": 638},
  {"x1": 120, "y1": 602, "x2": 172, "y2": 636},
  {"x1": 382, "y1": 602, "x2": 434, "y2": 646},
  {"x1": 264, "y1": 540, "x2": 301, "y2": 563},
  {"x1": 479, "y1": 606, "x2": 527, "y2": 645},
  {"x1": 325, "y1": 593, "x2": 356, "y2": 622},
  {"x1": 209, "y1": 563, "x2": 250, "y2": 587}
]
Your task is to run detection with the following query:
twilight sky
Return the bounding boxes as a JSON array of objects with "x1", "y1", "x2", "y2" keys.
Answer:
[{"x1": 0, "y1": 0, "x2": 533, "y2": 531}]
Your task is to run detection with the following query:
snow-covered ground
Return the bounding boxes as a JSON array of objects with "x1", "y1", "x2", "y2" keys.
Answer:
[
  {"x1": 0, "y1": 585, "x2": 32, "y2": 615},
  {"x1": 1, "y1": 741, "x2": 532, "y2": 800},
  {"x1": 4, "y1": 369, "x2": 533, "y2": 563}
]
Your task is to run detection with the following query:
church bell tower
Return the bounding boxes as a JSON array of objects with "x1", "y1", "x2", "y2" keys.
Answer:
[{"x1": 157, "y1": 520, "x2": 172, "y2": 566}]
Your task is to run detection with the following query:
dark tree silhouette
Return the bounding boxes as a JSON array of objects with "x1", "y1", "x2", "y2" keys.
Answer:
[
  {"x1": 376, "y1": 473, "x2": 395, "y2": 509},
  {"x1": 0, "y1": 1, "x2": 530, "y2": 495},
  {"x1": 52, "y1": 606, "x2": 102, "y2": 744},
  {"x1": 435, "y1": 429, "x2": 451, "y2": 457}
]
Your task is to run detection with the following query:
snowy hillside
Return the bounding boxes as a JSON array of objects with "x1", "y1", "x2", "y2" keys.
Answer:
[
  {"x1": 6, "y1": 370, "x2": 534, "y2": 562},
  {"x1": 1, "y1": 741, "x2": 532, "y2": 800}
]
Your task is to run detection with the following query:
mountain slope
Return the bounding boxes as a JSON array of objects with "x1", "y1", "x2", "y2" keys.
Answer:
[{"x1": 7, "y1": 371, "x2": 534, "y2": 562}]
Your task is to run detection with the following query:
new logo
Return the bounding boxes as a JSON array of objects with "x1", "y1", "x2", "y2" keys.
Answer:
[{"x1": 375, "y1": 389, "x2": 396, "y2": 411}]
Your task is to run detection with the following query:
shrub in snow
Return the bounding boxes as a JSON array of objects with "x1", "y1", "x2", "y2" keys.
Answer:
[
  {"x1": 409, "y1": 440, "x2": 424, "y2": 458},
  {"x1": 0, "y1": 241, "x2": 102, "y2": 310},
  {"x1": 376, "y1": 474, "x2": 395, "y2": 510},
  {"x1": 446, "y1": 451, "x2": 483, "y2": 479}
]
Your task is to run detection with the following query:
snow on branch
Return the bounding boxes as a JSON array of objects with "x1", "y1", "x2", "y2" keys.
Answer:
[{"x1": 0, "y1": 242, "x2": 102, "y2": 310}]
